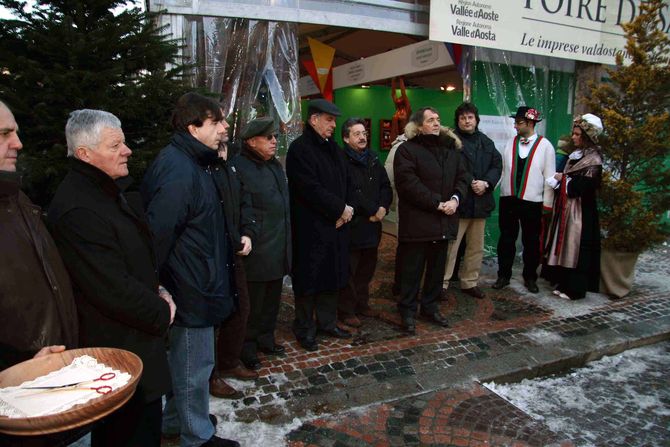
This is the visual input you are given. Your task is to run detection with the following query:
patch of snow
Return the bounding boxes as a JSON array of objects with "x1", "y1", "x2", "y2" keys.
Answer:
[
  {"x1": 524, "y1": 328, "x2": 563, "y2": 344},
  {"x1": 483, "y1": 342, "x2": 670, "y2": 446}
]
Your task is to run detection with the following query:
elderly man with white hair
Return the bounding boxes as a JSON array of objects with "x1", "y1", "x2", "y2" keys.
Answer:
[{"x1": 48, "y1": 109, "x2": 175, "y2": 447}]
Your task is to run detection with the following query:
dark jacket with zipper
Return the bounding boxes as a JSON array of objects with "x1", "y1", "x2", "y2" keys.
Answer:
[
  {"x1": 48, "y1": 159, "x2": 171, "y2": 403},
  {"x1": 0, "y1": 172, "x2": 78, "y2": 371},
  {"x1": 141, "y1": 131, "x2": 236, "y2": 328},
  {"x1": 394, "y1": 124, "x2": 469, "y2": 243},
  {"x1": 456, "y1": 128, "x2": 502, "y2": 218},
  {"x1": 211, "y1": 153, "x2": 257, "y2": 255},
  {"x1": 231, "y1": 147, "x2": 291, "y2": 282},
  {"x1": 344, "y1": 145, "x2": 393, "y2": 250},
  {"x1": 286, "y1": 124, "x2": 350, "y2": 296}
]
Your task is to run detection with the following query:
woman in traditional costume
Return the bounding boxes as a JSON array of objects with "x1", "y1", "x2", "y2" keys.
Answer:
[{"x1": 543, "y1": 114, "x2": 603, "y2": 300}]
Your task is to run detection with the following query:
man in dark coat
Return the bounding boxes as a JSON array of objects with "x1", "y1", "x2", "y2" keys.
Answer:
[
  {"x1": 210, "y1": 124, "x2": 259, "y2": 394},
  {"x1": 394, "y1": 107, "x2": 469, "y2": 334},
  {"x1": 339, "y1": 117, "x2": 392, "y2": 328},
  {"x1": 0, "y1": 100, "x2": 78, "y2": 371},
  {"x1": 286, "y1": 99, "x2": 353, "y2": 351},
  {"x1": 141, "y1": 93, "x2": 240, "y2": 447},
  {"x1": 231, "y1": 117, "x2": 291, "y2": 368},
  {"x1": 0, "y1": 101, "x2": 82, "y2": 447},
  {"x1": 442, "y1": 102, "x2": 502, "y2": 299},
  {"x1": 48, "y1": 109, "x2": 175, "y2": 447}
]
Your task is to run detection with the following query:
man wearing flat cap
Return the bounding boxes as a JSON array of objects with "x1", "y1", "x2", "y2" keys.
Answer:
[
  {"x1": 286, "y1": 99, "x2": 353, "y2": 351},
  {"x1": 494, "y1": 106, "x2": 556, "y2": 293},
  {"x1": 231, "y1": 117, "x2": 291, "y2": 367}
]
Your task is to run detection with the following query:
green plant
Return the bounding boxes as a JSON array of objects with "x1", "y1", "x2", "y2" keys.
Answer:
[{"x1": 586, "y1": 0, "x2": 670, "y2": 252}]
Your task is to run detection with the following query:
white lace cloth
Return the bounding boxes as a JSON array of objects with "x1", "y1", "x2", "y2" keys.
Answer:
[{"x1": 0, "y1": 355, "x2": 131, "y2": 418}]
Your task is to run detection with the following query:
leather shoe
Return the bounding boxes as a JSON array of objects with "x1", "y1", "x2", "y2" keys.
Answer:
[
  {"x1": 525, "y1": 279, "x2": 539, "y2": 293},
  {"x1": 401, "y1": 316, "x2": 416, "y2": 334},
  {"x1": 318, "y1": 327, "x2": 352, "y2": 339},
  {"x1": 298, "y1": 337, "x2": 319, "y2": 352},
  {"x1": 492, "y1": 277, "x2": 510, "y2": 289},
  {"x1": 340, "y1": 315, "x2": 362, "y2": 327},
  {"x1": 202, "y1": 435, "x2": 241, "y2": 447},
  {"x1": 420, "y1": 311, "x2": 450, "y2": 327},
  {"x1": 221, "y1": 363, "x2": 259, "y2": 380},
  {"x1": 358, "y1": 307, "x2": 380, "y2": 318},
  {"x1": 259, "y1": 344, "x2": 286, "y2": 355},
  {"x1": 209, "y1": 377, "x2": 243, "y2": 399},
  {"x1": 461, "y1": 286, "x2": 485, "y2": 299}
]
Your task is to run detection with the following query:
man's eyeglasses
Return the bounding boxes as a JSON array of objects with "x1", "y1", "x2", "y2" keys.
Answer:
[
  {"x1": 351, "y1": 131, "x2": 368, "y2": 138},
  {"x1": 264, "y1": 134, "x2": 279, "y2": 140}
]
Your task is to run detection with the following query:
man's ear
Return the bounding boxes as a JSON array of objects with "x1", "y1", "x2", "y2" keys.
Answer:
[
  {"x1": 187, "y1": 123, "x2": 198, "y2": 138},
  {"x1": 75, "y1": 146, "x2": 89, "y2": 161}
]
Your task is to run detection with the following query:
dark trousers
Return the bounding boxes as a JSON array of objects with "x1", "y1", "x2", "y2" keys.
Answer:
[
  {"x1": 339, "y1": 247, "x2": 378, "y2": 317},
  {"x1": 497, "y1": 196, "x2": 543, "y2": 281},
  {"x1": 392, "y1": 241, "x2": 402, "y2": 294},
  {"x1": 293, "y1": 291, "x2": 338, "y2": 341},
  {"x1": 241, "y1": 278, "x2": 283, "y2": 364},
  {"x1": 215, "y1": 259, "x2": 250, "y2": 372},
  {"x1": 91, "y1": 395, "x2": 162, "y2": 447},
  {"x1": 397, "y1": 240, "x2": 449, "y2": 318}
]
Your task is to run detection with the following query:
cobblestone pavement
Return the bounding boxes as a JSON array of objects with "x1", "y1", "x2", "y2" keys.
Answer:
[{"x1": 154, "y1": 236, "x2": 670, "y2": 446}]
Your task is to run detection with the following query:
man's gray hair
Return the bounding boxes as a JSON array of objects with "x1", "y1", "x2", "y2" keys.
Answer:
[{"x1": 66, "y1": 109, "x2": 122, "y2": 157}]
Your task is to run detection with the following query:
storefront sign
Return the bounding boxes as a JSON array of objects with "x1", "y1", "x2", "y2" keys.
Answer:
[{"x1": 430, "y1": 0, "x2": 670, "y2": 65}]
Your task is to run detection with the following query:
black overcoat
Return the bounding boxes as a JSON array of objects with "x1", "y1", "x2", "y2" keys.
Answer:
[
  {"x1": 231, "y1": 147, "x2": 291, "y2": 282},
  {"x1": 286, "y1": 124, "x2": 350, "y2": 296},
  {"x1": 344, "y1": 146, "x2": 393, "y2": 250},
  {"x1": 394, "y1": 128, "x2": 469, "y2": 243},
  {"x1": 455, "y1": 129, "x2": 502, "y2": 218},
  {"x1": 48, "y1": 159, "x2": 171, "y2": 403}
]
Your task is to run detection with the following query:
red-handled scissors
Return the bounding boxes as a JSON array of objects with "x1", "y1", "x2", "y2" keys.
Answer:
[{"x1": 22, "y1": 372, "x2": 116, "y2": 394}]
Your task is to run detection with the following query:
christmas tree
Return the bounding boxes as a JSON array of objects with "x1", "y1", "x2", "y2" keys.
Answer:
[{"x1": 0, "y1": 0, "x2": 190, "y2": 205}]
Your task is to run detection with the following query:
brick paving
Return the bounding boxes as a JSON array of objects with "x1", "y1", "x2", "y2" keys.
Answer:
[
  {"x1": 286, "y1": 383, "x2": 574, "y2": 447},
  {"x1": 175, "y1": 235, "x2": 669, "y2": 446}
]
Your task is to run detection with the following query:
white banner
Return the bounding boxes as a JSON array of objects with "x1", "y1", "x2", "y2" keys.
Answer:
[{"x1": 429, "y1": 0, "x2": 670, "y2": 65}]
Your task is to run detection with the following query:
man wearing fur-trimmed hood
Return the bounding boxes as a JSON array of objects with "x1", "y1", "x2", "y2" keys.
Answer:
[{"x1": 393, "y1": 106, "x2": 469, "y2": 333}]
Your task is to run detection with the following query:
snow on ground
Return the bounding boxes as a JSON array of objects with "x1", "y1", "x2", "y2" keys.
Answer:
[
  {"x1": 483, "y1": 342, "x2": 670, "y2": 447},
  {"x1": 209, "y1": 374, "x2": 314, "y2": 446},
  {"x1": 524, "y1": 328, "x2": 564, "y2": 344}
]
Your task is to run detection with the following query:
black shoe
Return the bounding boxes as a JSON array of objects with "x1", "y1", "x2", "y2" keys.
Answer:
[
  {"x1": 318, "y1": 327, "x2": 352, "y2": 339},
  {"x1": 525, "y1": 279, "x2": 539, "y2": 293},
  {"x1": 241, "y1": 358, "x2": 262, "y2": 371},
  {"x1": 202, "y1": 435, "x2": 240, "y2": 447},
  {"x1": 492, "y1": 277, "x2": 510, "y2": 289},
  {"x1": 401, "y1": 316, "x2": 416, "y2": 334},
  {"x1": 461, "y1": 286, "x2": 485, "y2": 299},
  {"x1": 420, "y1": 311, "x2": 450, "y2": 327},
  {"x1": 210, "y1": 414, "x2": 217, "y2": 428},
  {"x1": 259, "y1": 344, "x2": 286, "y2": 355},
  {"x1": 297, "y1": 337, "x2": 319, "y2": 351}
]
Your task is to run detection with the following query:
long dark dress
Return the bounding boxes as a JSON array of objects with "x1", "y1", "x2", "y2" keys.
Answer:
[{"x1": 543, "y1": 149, "x2": 602, "y2": 299}]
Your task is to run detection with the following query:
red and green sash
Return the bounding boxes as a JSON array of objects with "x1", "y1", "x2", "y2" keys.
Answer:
[{"x1": 510, "y1": 135, "x2": 543, "y2": 198}]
